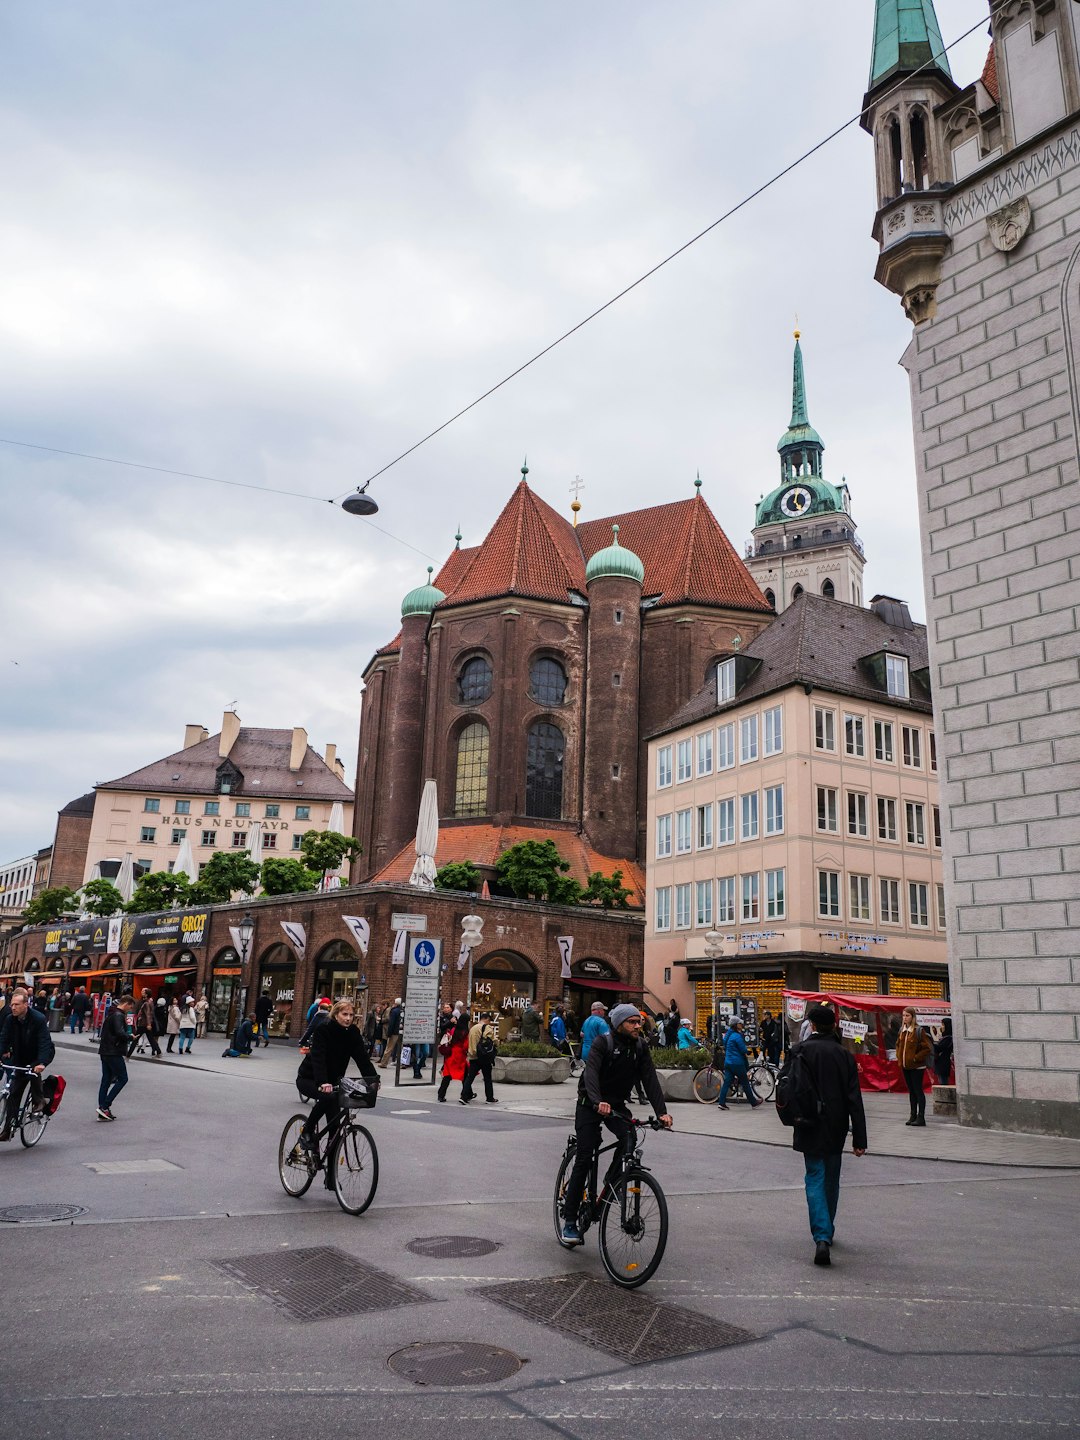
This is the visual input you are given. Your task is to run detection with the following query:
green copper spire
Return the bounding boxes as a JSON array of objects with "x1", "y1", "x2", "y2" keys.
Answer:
[
  {"x1": 869, "y1": 0, "x2": 951, "y2": 90},
  {"x1": 777, "y1": 331, "x2": 823, "y2": 459}
]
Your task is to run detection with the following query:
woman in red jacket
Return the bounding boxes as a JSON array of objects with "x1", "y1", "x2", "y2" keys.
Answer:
[{"x1": 437, "y1": 1012, "x2": 470, "y2": 1103}]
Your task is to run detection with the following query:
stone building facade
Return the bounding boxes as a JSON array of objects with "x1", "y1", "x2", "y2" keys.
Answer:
[{"x1": 863, "y1": 0, "x2": 1080, "y2": 1135}]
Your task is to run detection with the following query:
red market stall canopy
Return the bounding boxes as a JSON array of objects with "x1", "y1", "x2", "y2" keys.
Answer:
[{"x1": 783, "y1": 989, "x2": 951, "y2": 1094}]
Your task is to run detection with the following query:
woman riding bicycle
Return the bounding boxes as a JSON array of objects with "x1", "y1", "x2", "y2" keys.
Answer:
[
  {"x1": 560, "y1": 1003, "x2": 673, "y2": 1246},
  {"x1": 296, "y1": 1000, "x2": 379, "y2": 1171}
]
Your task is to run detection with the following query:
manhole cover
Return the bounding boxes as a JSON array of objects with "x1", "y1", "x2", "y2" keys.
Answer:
[
  {"x1": 0, "y1": 1204, "x2": 89, "y2": 1224},
  {"x1": 406, "y1": 1235, "x2": 501, "y2": 1259},
  {"x1": 211, "y1": 1246, "x2": 435, "y2": 1321},
  {"x1": 476, "y1": 1274, "x2": 755, "y2": 1365},
  {"x1": 388, "y1": 1341, "x2": 523, "y2": 1385}
]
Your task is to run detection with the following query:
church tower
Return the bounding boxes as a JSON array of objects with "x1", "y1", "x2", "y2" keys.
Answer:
[{"x1": 745, "y1": 334, "x2": 865, "y2": 611}]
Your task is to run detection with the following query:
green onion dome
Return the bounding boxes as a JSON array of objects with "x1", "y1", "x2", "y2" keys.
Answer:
[
  {"x1": 585, "y1": 524, "x2": 645, "y2": 586},
  {"x1": 401, "y1": 566, "x2": 446, "y2": 617}
]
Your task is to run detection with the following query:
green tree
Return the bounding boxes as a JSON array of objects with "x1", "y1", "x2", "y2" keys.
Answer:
[
  {"x1": 126, "y1": 870, "x2": 192, "y2": 914},
  {"x1": 298, "y1": 829, "x2": 362, "y2": 883},
  {"x1": 434, "y1": 860, "x2": 482, "y2": 893},
  {"x1": 80, "y1": 879, "x2": 125, "y2": 916},
  {"x1": 495, "y1": 840, "x2": 582, "y2": 905},
  {"x1": 581, "y1": 868, "x2": 633, "y2": 909},
  {"x1": 22, "y1": 887, "x2": 79, "y2": 926},
  {"x1": 260, "y1": 856, "x2": 319, "y2": 896},
  {"x1": 188, "y1": 851, "x2": 260, "y2": 906}
]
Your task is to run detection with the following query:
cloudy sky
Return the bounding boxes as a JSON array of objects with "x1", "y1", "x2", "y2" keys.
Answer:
[{"x1": 0, "y1": 1, "x2": 992, "y2": 863}]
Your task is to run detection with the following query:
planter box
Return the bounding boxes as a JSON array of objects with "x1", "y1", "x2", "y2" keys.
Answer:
[
  {"x1": 655, "y1": 1067, "x2": 698, "y2": 1102},
  {"x1": 494, "y1": 1055, "x2": 572, "y2": 1085}
]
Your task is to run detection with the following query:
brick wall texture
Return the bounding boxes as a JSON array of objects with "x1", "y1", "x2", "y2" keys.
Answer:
[{"x1": 904, "y1": 123, "x2": 1080, "y2": 1136}]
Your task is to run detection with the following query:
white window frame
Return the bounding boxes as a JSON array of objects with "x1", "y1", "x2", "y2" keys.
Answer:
[
  {"x1": 717, "y1": 797, "x2": 736, "y2": 847},
  {"x1": 657, "y1": 745, "x2": 673, "y2": 788},
  {"x1": 765, "y1": 867, "x2": 785, "y2": 920},
  {"x1": 932, "y1": 805, "x2": 942, "y2": 849},
  {"x1": 139, "y1": 826, "x2": 156, "y2": 844},
  {"x1": 741, "y1": 872, "x2": 760, "y2": 922},
  {"x1": 696, "y1": 730, "x2": 713, "y2": 777},
  {"x1": 816, "y1": 786, "x2": 838, "y2": 833},
  {"x1": 909, "y1": 881, "x2": 930, "y2": 928},
  {"x1": 696, "y1": 803, "x2": 713, "y2": 850},
  {"x1": 717, "y1": 876, "x2": 736, "y2": 924},
  {"x1": 844, "y1": 713, "x2": 865, "y2": 758},
  {"x1": 814, "y1": 706, "x2": 836, "y2": 752},
  {"x1": 655, "y1": 886, "x2": 671, "y2": 931},
  {"x1": 818, "y1": 869, "x2": 840, "y2": 918},
  {"x1": 739, "y1": 713, "x2": 759, "y2": 764},
  {"x1": 877, "y1": 796, "x2": 898, "y2": 842},
  {"x1": 874, "y1": 719, "x2": 894, "y2": 763},
  {"x1": 717, "y1": 722, "x2": 735, "y2": 771},
  {"x1": 902, "y1": 725, "x2": 922, "y2": 769},
  {"x1": 740, "y1": 791, "x2": 759, "y2": 841},
  {"x1": 936, "y1": 883, "x2": 946, "y2": 930},
  {"x1": 905, "y1": 800, "x2": 926, "y2": 846},
  {"x1": 656, "y1": 813, "x2": 672, "y2": 858},
  {"x1": 879, "y1": 877, "x2": 900, "y2": 925},
  {"x1": 695, "y1": 879, "x2": 713, "y2": 928},
  {"x1": 676, "y1": 808, "x2": 693, "y2": 855},
  {"x1": 763, "y1": 705, "x2": 783, "y2": 756},
  {"x1": 765, "y1": 783, "x2": 784, "y2": 836},
  {"x1": 717, "y1": 657, "x2": 736, "y2": 702},
  {"x1": 886, "y1": 653, "x2": 910, "y2": 699},
  {"x1": 929, "y1": 731, "x2": 938, "y2": 773},
  {"x1": 676, "y1": 739, "x2": 693, "y2": 783},
  {"x1": 849, "y1": 873, "x2": 871, "y2": 922},
  {"x1": 675, "y1": 882, "x2": 692, "y2": 930},
  {"x1": 847, "y1": 791, "x2": 868, "y2": 838}
]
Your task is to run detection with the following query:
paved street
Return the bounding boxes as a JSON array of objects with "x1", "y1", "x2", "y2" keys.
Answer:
[{"x1": 2, "y1": 1040, "x2": 1078, "y2": 1439}]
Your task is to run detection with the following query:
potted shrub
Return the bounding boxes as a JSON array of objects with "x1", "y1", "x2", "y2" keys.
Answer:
[{"x1": 493, "y1": 1040, "x2": 572, "y2": 1085}]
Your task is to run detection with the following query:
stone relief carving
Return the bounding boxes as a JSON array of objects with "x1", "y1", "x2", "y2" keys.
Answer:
[
  {"x1": 537, "y1": 619, "x2": 568, "y2": 640},
  {"x1": 913, "y1": 203, "x2": 937, "y2": 224},
  {"x1": 987, "y1": 196, "x2": 1032, "y2": 252},
  {"x1": 887, "y1": 209, "x2": 908, "y2": 234},
  {"x1": 944, "y1": 127, "x2": 1080, "y2": 227}
]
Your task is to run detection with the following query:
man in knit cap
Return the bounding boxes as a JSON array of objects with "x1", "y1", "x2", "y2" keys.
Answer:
[{"x1": 558, "y1": 1002, "x2": 673, "y2": 1246}]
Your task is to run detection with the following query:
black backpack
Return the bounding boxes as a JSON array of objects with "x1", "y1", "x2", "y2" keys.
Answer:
[
  {"x1": 775, "y1": 1044, "x2": 824, "y2": 1128},
  {"x1": 476, "y1": 1026, "x2": 497, "y2": 1061}
]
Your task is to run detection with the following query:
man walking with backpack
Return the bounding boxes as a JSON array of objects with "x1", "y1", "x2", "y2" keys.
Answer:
[
  {"x1": 460, "y1": 1011, "x2": 499, "y2": 1105},
  {"x1": 777, "y1": 1003, "x2": 867, "y2": 1268}
]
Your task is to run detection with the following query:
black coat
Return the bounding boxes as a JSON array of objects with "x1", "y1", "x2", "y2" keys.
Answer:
[
  {"x1": 385, "y1": 1004, "x2": 402, "y2": 1038},
  {"x1": 790, "y1": 1031, "x2": 868, "y2": 1156},
  {"x1": 98, "y1": 1006, "x2": 130, "y2": 1058},
  {"x1": 298, "y1": 1020, "x2": 378, "y2": 1088},
  {"x1": 580, "y1": 1030, "x2": 667, "y2": 1117},
  {"x1": 0, "y1": 1007, "x2": 53, "y2": 1068},
  {"x1": 254, "y1": 995, "x2": 274, "y2": 1023}
]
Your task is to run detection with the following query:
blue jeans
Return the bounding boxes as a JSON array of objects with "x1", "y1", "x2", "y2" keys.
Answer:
[
  {"x1": 803, "y1": 1152, "x2": 843, "y2": 1242},
  {"x1": 718, "y1": 1064, "x2": 759, "y2": 1106},
  {"x1": 179, "y1": 1027, "x2": 195, "y2": 1053},
  {"x1": 98, "y1": 1055, "x2": 129, "y2": 1110}
]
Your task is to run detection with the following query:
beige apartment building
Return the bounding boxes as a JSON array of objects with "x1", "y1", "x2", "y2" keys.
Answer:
[
  {"x1": 646, "y1": 594, "x2": 947, "y2": 1032},
  {"x1": 82, "y1": 711, "x2": 353, "y2": 886}
]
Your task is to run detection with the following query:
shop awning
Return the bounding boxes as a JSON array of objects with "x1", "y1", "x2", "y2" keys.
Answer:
[
  {"x1": 128, "y1": 966, "x2": 198, "y2": 977},
  {"x1": 784, "y1": 988, "x2": 949, "y2": 1013},
  {"x1": 567, "y1": 977, "x2": 642, "y2": 993}
]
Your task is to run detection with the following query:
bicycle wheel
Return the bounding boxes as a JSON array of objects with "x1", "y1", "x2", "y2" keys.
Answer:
[
  {"x1": 750, "y1": 1064, "x2": 775, "y2": 1102},
  {"x1": 278, "y1": 1114, "x2": 316, "y2": 1197},
  {"x1": 19, "y1": 1100, "x2": 48, "y2": 1148},
  {"x1": 692, "y1": 1066, "x2": 722, "y2": 1104},
  {"x1": 332, "y1": 1122, "x2": 379, "y2": 1215},
  {"x1": 599, "y1": 1168, "x2": 668, "y2": 1288},
  {"x1": 553, "y1": 1144, "x2": 587, "y2": 1247}
]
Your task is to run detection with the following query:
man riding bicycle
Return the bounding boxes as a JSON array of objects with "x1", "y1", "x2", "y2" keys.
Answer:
[
  {"x1": 296, "y1": 999, "x2": 379, "y2": 1185},
  {"x1": 0, "y1": 986, "x2": 52, "y2": 1141},
  {"x1": 560, "y1": 1002, "x2": 673, "y2": 1245}
]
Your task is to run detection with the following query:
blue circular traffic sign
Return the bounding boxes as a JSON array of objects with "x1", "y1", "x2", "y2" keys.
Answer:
[{"x1": 414, "y1": 941, "x2": 436, "y2": 967}]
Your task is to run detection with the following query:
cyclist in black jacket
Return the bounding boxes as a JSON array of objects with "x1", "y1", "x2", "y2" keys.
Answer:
[
  {"x1": 296, "y1": 1000, "x2": 379, "y2": 1172},
  {"x1": 0, "y1": 987, "x2": 52, "y2": 1139},
  {"x1": 560, "y1": 1003, "x2": 672, "y2": 1244}
]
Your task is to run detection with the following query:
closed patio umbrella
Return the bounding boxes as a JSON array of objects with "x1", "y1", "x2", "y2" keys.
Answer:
[
  {"x1": 408, "y1": 779, "x2": 439, "y2": 891},
  {"x1": 328, "y1": 801, "x2": 345, "y2": 834},
  {"x1": 113, "y1": 853, "x2": 135, "y2": 905},
  {"x1": 172, "y1": 835, "x2": 196, "y2": 885}
]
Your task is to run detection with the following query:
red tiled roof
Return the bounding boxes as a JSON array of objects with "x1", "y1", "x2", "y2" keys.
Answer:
[
  {"x1": 371, "y1": 821, "x2": 644, "y2": 905},
  {"x1": 439, "y1": 481, "x2": 587, "y2": 606},
  {"x1": 981, "y1": 43, "x2": 999, "y2": 102},
  {"x1": 578, "y1": 495, "x2": 771, "y2": 612}
]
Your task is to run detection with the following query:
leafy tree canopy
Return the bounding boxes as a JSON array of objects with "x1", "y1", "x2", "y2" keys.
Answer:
[
  {"x1": 22, "y1": 887, "x2": 79, "y2": 926},
  {"x1": 581, "y1": 868, "x2": 633, "y2": 910},
  {"x1": 260, "y1": 856, "x2": 319, "y2": 897},
  {"x1": 188, "y1": 851, "x2": 259, "y2": 906},
  {"x1": 495, "y1": 840, "x2": 582, "y2": 905},
  {"x1": 434, "y1": 860, "x2": 482, "y2": 893},
  {"x1": 126, "y1": 871, "x2": 192, "y2": 915},
  {"x1": 298, "y1": 829, "x2": 361, "y2": 879},
  {"x1": 80, "y1": 879, "x2": 126, "y2": 917}
]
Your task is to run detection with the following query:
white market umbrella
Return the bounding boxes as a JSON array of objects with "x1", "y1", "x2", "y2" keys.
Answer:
[
  {"x1": 247, "y1": 821, "x2": 264, "y2": 866},
  {"x1": 113, "y1": 853, "x2": 135, "y2": 905},
  {"x1": 172, "y1": 835, "x2": 196, "y2": 885},
  {"x1": 328, "y1": 801, "x2": 345, "y2": 834},
  {"x1": 408, "y1": 779, "x2": 439, "y2": 891},
  {"x1": 87, "y1": 862, "x2": 101, "y2": 883}
]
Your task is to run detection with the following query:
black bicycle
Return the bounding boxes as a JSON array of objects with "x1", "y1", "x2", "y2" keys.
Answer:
[
  {"x1": 553, "y1": 1114, "x2": 669, "y2": 1288},
  {"x1": 0, "y1": 1064, "x2": 50, "y2": 1148},
  {"x1": 278, "y1": 1077, "x2": 379, "y2": 1215}
]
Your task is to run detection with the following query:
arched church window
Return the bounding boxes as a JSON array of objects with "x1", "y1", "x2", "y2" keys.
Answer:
[
  {"x1": 458, "y1": 656, "x2": 492, "y2": 704},
  {"x1": 763, "y1": 588, "x2": 776, "y2": 608},
  {"x1": 454, "y1": 722, "x2": 489, "y2": 817},
  {"x1": 529, "y1": 657, "x2": 567, "y2": 706},
  {"x1": 525, "y1": 721, "x2": 564, "y2": 819},
  {"x1": 884, "y1": 114, "x2": 902, "y2": 199},
  {"x1": 821, "y1": 579, "x2": 835, "y2": 599},
  {"x1": 791, "y1": 584, "x2": 804, "y2": 601},
  {"x1": 910, "y1": 109, "x2": 929, "y2": 190}
]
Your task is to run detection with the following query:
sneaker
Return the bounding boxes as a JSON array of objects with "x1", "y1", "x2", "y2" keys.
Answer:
[
  {"x1": 485, "y1": 1097, "x2": 499, "y2": 1104},
  {"x1": 96, "y1": 1107, "x2": 113, "y2": 1121},
  {"x1": 814, "y1": 1241, "x2": 831, "y2": 1267},
  {"x1": 716, "y1": 1103, "x2": 729, "y2": 1110},
  {"x1": 298, "y1": 1132, "x2": 316, "y2": 1153},
  {"x1": 561, "y1": 1223, "x2": 583, "y2": 1246},
  {"x1": 104, "y1": 1108, "x2": 116, "y2": 1119},
  {"x1": 458, "y1": 1097, "x2": 470, "y2": 1105}
]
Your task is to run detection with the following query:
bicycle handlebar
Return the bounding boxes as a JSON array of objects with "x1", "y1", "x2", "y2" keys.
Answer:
[{"x1": 1, "y1": 1063, "x2": 41, "y2": 1075}]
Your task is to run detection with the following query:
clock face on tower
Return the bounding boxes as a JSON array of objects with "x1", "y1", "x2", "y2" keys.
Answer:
[{"x1": 779, "y1": 485, "x2": 813, "y2": 518}]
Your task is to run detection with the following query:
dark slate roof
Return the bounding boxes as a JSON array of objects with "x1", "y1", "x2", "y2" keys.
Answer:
[
  {"x1": 96, "y1": 729, "x2": 353, "y2": 800},
  {"x1": 651, "y1": 592, "x2": 932, "y2": 738},
  {"x1": 59, "y1": 792, "x2": 96, "y2": 817}
]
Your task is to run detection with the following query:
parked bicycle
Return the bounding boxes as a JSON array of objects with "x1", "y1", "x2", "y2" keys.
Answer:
[
  {"x1": 692, "y1": 1046, "x2": 778, "y2": 1104},
  {"x1": 278, "y1": 1077, "x2": 379, "y2": 1215},
  {"x1": 553, "y1": 1114, "x2": 669, "y2": 1287},
  {"x1": 0, "y1": 1064, "x2": 52, "y2": 1148},
  {"x1": 565, "y1": 1039, "x2": 583, "y2": 1077}
]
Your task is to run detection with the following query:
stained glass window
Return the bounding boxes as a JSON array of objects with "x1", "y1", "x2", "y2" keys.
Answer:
[{"x1": 454, "y1": 722, "x2": 489, "y2": 817}]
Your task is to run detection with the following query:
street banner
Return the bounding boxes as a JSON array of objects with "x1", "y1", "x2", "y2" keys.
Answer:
[
  {"x1": 402, "y1": 938, "x2": 441, "y2": 1044},
  {"x1": 341, "y1": 915, "x2": 370, "y2": 955},
  {"x1": 392, "y1": 929, "x2": 407, "y2": 966},
  {"x1": 280, "y1": 921, "x2": 307, "y2": 961},
  {"x1": 456, "y1": 938, "x2": 469, "y2": 971},
  {"x1": 556, "y1": 935, "x2": 573, "y2": 979},
  {"x1": 44, "y1": 910, "x2": 208, "y2": 956}
]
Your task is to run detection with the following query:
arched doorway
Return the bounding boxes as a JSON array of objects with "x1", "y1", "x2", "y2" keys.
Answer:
[
  {"x1": 209, "y1": 947, "x2": 243, "y2": 1034},
  {"x1": 257, "y1": 943, "x2": 298, "y2": 1037},
  {"x1": 469, "y1": 950, "x2": 537, "y2": 1031},
  {"x1": 312, "y1": 940, "x2": 365, "y2": 1017}
]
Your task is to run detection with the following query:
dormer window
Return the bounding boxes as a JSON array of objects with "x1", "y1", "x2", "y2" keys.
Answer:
[
  {"x1": 885, "y1": 654, "x2": 909, "y2": 699},
  {"x1": 716, "y1": 658, "x2": 736, "y2": 703}
]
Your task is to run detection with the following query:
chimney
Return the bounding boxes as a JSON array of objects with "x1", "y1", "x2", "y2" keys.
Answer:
[
  {"x1": 869, "y1": 595, "x2": 914, "y2": 630},
  {"x1": 219, "y1": 710, "x2": 241, "y2": 759},
  {"x1": 289, "y1": 726, "x2": 308, "y2": 772},
  {"x1": 184, "y1": 724, "x2": 208, "y2": 750},
  {"x1": 325, "y1": 743, "x2": 337, "y2": 772},
  {"x1": 334, "y1": 758, "x2": 345, "y2": 782}
]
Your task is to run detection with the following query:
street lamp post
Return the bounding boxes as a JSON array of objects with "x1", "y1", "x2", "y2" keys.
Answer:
[
  {"x1": 460, "y1": 913, "x2": 484, "y2": 1019},
  {"x1": 236, "y1": 912, "x2": 255, "y2": 1021},
  {"x1": 704, "y1": 930, "x2": 724, "y2": 1041}
]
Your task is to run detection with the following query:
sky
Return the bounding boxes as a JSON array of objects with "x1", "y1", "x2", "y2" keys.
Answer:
[{"x1": 0, "y1": 0, "x2": 994, "y2": 864}]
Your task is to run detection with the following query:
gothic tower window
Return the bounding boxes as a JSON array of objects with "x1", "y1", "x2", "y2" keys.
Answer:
[
  {"x1": 526, "y1": 721, "x2": 564, "y2": 819},
  {"x1": 454, "y1": 721, "x2": 489, "y2": 817},
  {"x1": 764, "y1": 588, "x2": 776, "y2": 608},
  {"x1": 885, "y1": 114, "x2": 902, "y2": 199},
  {"x1": 821, "y1": 578, "x2": 835, "y2": 599},
  {"x1": 909, "y1": 109, "x2": 929, "y2": 190},
  {"x1": 457, "y1": 655, "x2": 493, "y2": 704},
  {"x1": 791, "y1": 584, "x2": 804, "y2": 601},
  {"x1": 529, "y1": 656, "x2": 567, "y2": 706}
]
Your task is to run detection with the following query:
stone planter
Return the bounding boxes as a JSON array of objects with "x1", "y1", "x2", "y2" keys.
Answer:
[
  {"x1": 655, "y1": 1067, "x2": 698, "y2": 1102},
  {"x1": 493, "y1": 1055, "x2": 572, "y2": 1085}
]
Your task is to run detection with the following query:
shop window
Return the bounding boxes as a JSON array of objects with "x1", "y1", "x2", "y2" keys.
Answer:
[
  {"x1": 525, "y1": 721, "x2": 564, "y2": 819},
  {"x1": 455, "y1": 722, "x2": 489, "y2": 817},
  {"x1": 529, "y1": 657, "x2": 567, "y2": 705},
  {"x1": 458, "y1": 655, "x2": 493, "y2": 704},
  {"x1": 819, "y1": 971, "x2": 878, "y2": 994},
  {"x1": 888, "y1": 974, "x2": 945, "y2": 999}
]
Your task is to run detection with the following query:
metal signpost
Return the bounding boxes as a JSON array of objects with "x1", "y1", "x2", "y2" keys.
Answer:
[{"x1": 398, "y1": 937, "x2": 441, "y2": 1087}]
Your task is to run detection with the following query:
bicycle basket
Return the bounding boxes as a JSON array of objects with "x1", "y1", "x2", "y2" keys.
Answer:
[{"x1": 339, "y1": 1077, "x2": 378, "y2": 1110}]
